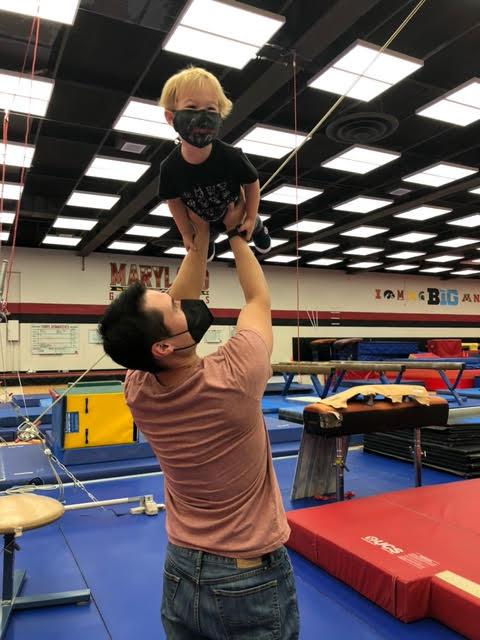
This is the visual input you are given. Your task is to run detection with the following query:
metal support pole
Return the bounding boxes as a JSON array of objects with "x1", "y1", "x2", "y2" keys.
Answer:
[
  {"x1": 335, "y1": 436, "x2": 345, "y2": 501},
  {"x1": 413, "y1": 427, "x2": 423, "y2": 487},
  {"x1": 2, "y1": 535, "x2": 14, "y2": 603}
]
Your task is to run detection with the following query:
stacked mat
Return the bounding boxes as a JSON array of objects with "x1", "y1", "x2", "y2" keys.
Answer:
[{"x1": 364, "y1": 424, "x2": 480, "y2": 477}]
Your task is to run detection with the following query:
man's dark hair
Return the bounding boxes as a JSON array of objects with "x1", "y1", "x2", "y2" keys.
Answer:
[{"x1": 99, "y1": 282, "x2": 169, "y2": 372}]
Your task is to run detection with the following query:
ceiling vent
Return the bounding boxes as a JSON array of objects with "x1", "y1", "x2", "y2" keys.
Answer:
[{"x1": 325, "y1": 112, "x2": 399, "y2": 144}]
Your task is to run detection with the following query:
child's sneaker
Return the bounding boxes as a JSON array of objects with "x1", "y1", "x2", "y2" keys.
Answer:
[{"x1": 252, "y1": 218, "x2": 271, "y2": 254}]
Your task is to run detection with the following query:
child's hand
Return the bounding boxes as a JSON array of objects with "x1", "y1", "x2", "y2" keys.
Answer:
[
  {"x1": 238, "y1": 217, "x2": 256, "y2": 241},
  {"x1": 182, "y1": 232, "x2": 196, "y2": 252}
]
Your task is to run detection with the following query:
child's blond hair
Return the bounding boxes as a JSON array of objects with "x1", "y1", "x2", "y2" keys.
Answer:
[{"x1": 159, "y1": 66, "x2": 233, "y2": 119}]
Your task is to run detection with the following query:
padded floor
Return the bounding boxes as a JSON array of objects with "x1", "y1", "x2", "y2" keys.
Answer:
[{"x1": 287, "y1": 480, "x2": 480, "y2": 639}]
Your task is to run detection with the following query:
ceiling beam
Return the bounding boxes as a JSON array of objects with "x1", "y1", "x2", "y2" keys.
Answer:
[{"x1": 78, "y1": 0, "x2": 385, "y2": 257}]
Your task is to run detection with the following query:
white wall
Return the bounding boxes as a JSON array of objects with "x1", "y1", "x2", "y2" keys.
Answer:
[{"x1": 2, "y1": 247, "x2": 480, "y2": 372}]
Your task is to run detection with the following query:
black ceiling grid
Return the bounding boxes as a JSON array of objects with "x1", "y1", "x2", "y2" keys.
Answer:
[{"x1": 0, "y1": 0, "x2": 479, "y2": 278}]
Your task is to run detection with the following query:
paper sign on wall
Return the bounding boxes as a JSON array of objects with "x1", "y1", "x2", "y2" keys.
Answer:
[{"x1": 31, "y1": 324, "x2": 79, "y2": 355}]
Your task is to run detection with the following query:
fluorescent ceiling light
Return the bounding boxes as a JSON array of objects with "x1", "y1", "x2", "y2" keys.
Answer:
[
  {"x1": 426, "y1": 254, "x2": 463, "y2": 263},
  {"x1": 308, "y1": 258, "x2": 343, "y2": 266},
  {"x1": 395, "y1": 205, "x2": 452, "y2": 221},
  {"x1": 0, "y1": 183, "x2": 23, "y2": 200},
  {"x1": 452, "y1": 269, "x2": 480, "y2": 276},
  {"x1": 264, "y1": 255, "x2": 299, "y2": 263},
  {"x1": 42, "y1": 235, "x2": 81, "y2": 247},
  {"x1": 341, "y1": 225, "x2": 388, "y2": 238},
  {"x1": 86, "y1": 156, "x2": 150, "y2": 182},
  {"x1": 333, "y1": 196, "x2": 392, "y2": 213},
  {"x1": 235, "y1": 125, "x2": 307, "y2": 159},
  {"x1": 308, "y1": 40, "x2": 422, "y2": 101},
  {"x1": 0, "y1": 69, "x2": 54, "y2": 117},
  {"x1": 0, "y1": 0, "x2": 80, "y2": 24},
  {"x1": 469, "y1": 188, "x2": 480, "y2": 195},
  {"x1": 0, "y1": 142, "x2": 34, "y2": 168},
  {"x1": 114, "y1": 99, "x2": 177, "y2": 140},
  {"x1": 386, "y1": 264, "x2": 419, "y2": 271},
  {"x1": 108, "y1": 241, "x2": 146, "y2": 252},
  {"x1": 0, "y1": 211, "x2": 14, "y2": 224},
  {"x1": 348, "y1": 261, "x2": 383, "y2": 269},
  {"x1": 269, "y1": 238, "x2": 289, "y2": 248},
  {"x1": 448, "y1": 213, "x2": 480, "y2": 228},
  {"x1": 416, "y1": 79, "x2": 480, "y2": 126},
  {"x1": 299, "y1": 242, "x2": 339, "y2": 252},
  {"x1": 387, "y1": 251, "x2": 426, "y2": 259},
  {"x1": 215, "y1": 234, "x2": 228, "y2": 244},
  {"x1": 321, "y1": 145, "x2": 400, "y2": 174},
  {"x1": 284, "y1": 220, "x2": 332, "y2": 233},
  {"x1": 391, "y1": 232, "x2": 436, "y2": 243},
  {"x1": 0, "y1": 231, "x2": 9, "y2": 241},
  {"x1": 126, "y1": 224, "x2": 169, "y2": 238},
  {"x1": 343, "y1": 246, "x2": 383, "y2": 256},
  {"x1": 259, "y1": 214, "x2": 270, "y2": 222},
  {"x1": 163, "y1": 0, "x2": 285, "y2": 69},
  {"x1": 165, "y1": 247, "x2": 187, "y2": 256},
  {"x1": 262, "y1": 185, "x2": 323, "y2": 204},
  {"x1": 149, "y1": 203, "x2": 172, "y2": 217},
  {"x1": 420, "y1": 267, "x2": 452, "y2": 274},
  {"x1": 403, "y1": 162, "x2": 478, "y2": 187},
  {"x1": 436, "y1": 237, "x2": 480, "y2": 248},
  {"x1": 218, "y1": 251, "x2": 235, "y2": 259},
  {"x1": 67, "y1": 191, "x2": 120, "y2": 210},
  {"x1": 53, "y1": 217, "x2": 98, "y2": 231}
]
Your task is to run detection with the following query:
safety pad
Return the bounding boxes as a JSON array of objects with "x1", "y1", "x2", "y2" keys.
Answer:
[{"x1": 287, "y1": 480, "x2": 480, "y2": 638}]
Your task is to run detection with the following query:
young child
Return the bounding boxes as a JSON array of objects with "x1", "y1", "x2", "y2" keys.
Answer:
[{"x1": 157, "y1": 67, "x2": 271, "y2": 261}]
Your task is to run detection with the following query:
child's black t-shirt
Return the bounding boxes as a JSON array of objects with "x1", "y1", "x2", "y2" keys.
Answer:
[{"x1": 158, "y1": 140, "x2": 258, "y2": 222}]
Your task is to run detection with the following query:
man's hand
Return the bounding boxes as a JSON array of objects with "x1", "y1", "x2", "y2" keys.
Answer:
[
  {"x1": 238, "y1": 216, "x2": 256, "y2": 241},
  {"x1": 223, "y1": 191, "x2": 246, "y2": 231}
]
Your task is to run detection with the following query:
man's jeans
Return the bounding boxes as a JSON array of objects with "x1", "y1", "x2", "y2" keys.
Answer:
[{"x1": 161, "y1": 542, "x2": 300, "y2": 639}]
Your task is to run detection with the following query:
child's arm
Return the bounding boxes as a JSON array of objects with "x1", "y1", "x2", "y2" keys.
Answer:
[
  {"x1": 238, "y1": 179, "x2": 260, "y2": 240},
  {"x1": 167, "y1": 198, "x2": 196, "y2": 251}
]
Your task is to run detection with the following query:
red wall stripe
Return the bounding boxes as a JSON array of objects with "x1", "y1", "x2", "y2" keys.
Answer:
[{"x1": 7, "y1": 302, "x2": 480, "y2": 324}]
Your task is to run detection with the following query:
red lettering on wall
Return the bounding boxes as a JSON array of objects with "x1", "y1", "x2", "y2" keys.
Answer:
[
  {"x1": 128, "y1": 264, "x2": 139, "y2": 284},
  {"x1": 140, "y1": 265, "x2": 153, "y2": 287},
  {"x1": 110, "y1": 263, "x2": 126, "y2": 286}
]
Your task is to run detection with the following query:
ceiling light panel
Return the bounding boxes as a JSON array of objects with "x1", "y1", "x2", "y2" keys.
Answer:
[
  {"x1": 53, "y1": 217, "x2": 98, "y2": 231},
  {"x1": 0, "y1": 142, "x2": 34, "y2": 168},
  {"x1": 114, "y1": 99, "x2": 177, "y2": 140},
  {"x1": 308, "y1": 40, "x2": 422, "y2": 101},
  {"x1": 436, "y1": 237, "x2": 480, "y2": 248},
  {"x1": 264, "y1": 255, "x2": 299, "y2": 263},
  {"x1": 386, "y1": 264, "x2": 419, "y2": 271},
  {"x1": 299, "y1": 242, "x2": 339, "y2": 252},
  {"x1": 163, "y1": 0, "x2": 285, "y2": 69},
  {"x1": 416, "y1": 79, "x2": 480, "y2": 126},
  {"x1": 340, "y1": 225, "x2": 388, "y2": 238},
  {"x1": 452, "y1": 269, "x2": 480, "y2": 276},
  {"x1": 126, "y1": 225, "x2": 169, "y2": 238},
  {"x1": 218, "y1": 251, "x2": 235, "y2": 259},
  {"x1": 0, "y1": 70, "x2": 54, "y2": 117},
  {"x1": 403, "y1": 162, "x2": 478, "y2": 187},
  {"x1": 108, "y1": 241, "x2": 146, "y2": 252},
  {"x1": 86, "y1": 156, "x2": 150, "y2": 182},
  {"x1": 333, "y1": 196, "x2": 393, "y2": 213},
  {"x1": 425, "y1": 255, "x2": 463, "y2": 263},
  {"x1": 395, "y1": 205, "x2": 452, "y2": 221},
  {"x1": 470, "y1": 188, "x2": 480, "y2": 195},
  {"x1": 448, "y1": 213, "x2": 480, "y2": 228},
  {"x1": 262, "y1": 185, "x2": 323, "y2": 204},
  {"x1": 0, "y1": 0, "x2": 80, "y2": 24},
  {"x1": 149, "y1": 203, "x2": 172, "y2": 217},
  {"x1": 308, "y1": 258, "x2": 343, "y2": 266},
  {"x1": 42, "y1": 235, "x2": 81, "y2": 247},
  {"x1": 321, "y1": 145, "x2": 400, "y2": 174},
  {"x1": 420, "y1": 267, "x2": 452, "y2": 274},
  {"x1": 0, "y1": 211, "x2": 14, "y2": 224},
  {"x1": 343, "y1": 247, "x2": 383, "y2": 256},
  {"x1": 284, "y1": 220, "x2": 332, "y2": 233},
  {"x1": 349, "y1": 261, "x2": 383, "y2": 269},
  {"x1": 235, "y1": 125, "x2": 307, "y2": 159},
  {"x1": 165, "y1": 247, "x2": 187, "y2": 255},
  {"x1": 0, "y1": 183, "x2": 23, "y2": 200},
  {"x1": 67, "y1": 191, "x2": 120, "y2": 210},
  {"x1": 391, "y1": 232, "x2": 436, "y2": 243},
  {"x1": 0, "y1": 231, "x2": 9, "y2": 241},
  {"x1": 387, "y1": 251, "x2": 426, "y2": 259}
]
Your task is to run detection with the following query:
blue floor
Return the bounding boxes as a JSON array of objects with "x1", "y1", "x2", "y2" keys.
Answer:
[{"x1": 5, "y1": 451, "x2": 463, "y2": 639}]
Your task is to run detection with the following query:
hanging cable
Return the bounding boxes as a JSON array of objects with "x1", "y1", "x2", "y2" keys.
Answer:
[{"x1": 291, "y1": 51, "x2": 301, "y2": 363}]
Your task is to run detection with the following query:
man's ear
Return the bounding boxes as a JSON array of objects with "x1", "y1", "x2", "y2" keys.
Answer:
[
  {"x1": 164, "y1": 109, "x2": 174, "y2": 126},
  {"x1": 152, "y1": 341, "x2": 174, "y2": 360}
]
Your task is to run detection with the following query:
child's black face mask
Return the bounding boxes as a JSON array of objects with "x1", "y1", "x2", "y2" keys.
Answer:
[{"x1": 173, "y1": 109, "x2": 222, "y2": 148}]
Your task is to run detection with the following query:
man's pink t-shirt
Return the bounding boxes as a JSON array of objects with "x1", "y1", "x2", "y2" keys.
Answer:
[{"x1": 124, "y1": 329, "x2": 290, "y2": 558}]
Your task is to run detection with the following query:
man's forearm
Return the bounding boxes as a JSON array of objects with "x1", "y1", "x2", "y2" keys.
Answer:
[
  {"x1": 229, "y1": 233, "x2": 270, "y2": 305},
  {"x1": 168, "y1": 225, "x2": 209, "y2": 299}
]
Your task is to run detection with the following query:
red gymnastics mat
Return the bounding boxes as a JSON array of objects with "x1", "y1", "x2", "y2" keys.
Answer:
[{"x1": 287, "y1": 480, "x2": 480, "y2": 639}]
